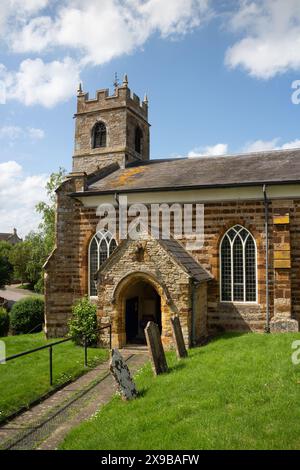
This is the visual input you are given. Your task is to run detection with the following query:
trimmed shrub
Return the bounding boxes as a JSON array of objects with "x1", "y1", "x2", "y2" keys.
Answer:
[
  {"x1": 10, "y1": 297, "x2": 44, "y2": 335},
  {"x1": 0, "y1": 307, "x2": 10, "y2": 337},
  {"x1": 68, "y1": 297, "x2": 98, "y2": 346}
]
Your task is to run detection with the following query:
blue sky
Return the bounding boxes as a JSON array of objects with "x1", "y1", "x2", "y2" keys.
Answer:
[{"x1": 1, "y1": 0, "x2": 300, "y2": 236}]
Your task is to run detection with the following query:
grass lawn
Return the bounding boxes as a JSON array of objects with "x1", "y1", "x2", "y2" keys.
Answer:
[
  {"x1": 61, "y1": 333, "x2": 300, "y2": 450},
  {"x1": 0, "y1": 333, "x2": 108, "y2": 423}
]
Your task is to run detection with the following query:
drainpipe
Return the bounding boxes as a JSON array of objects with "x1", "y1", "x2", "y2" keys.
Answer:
[
  {"x1": 114, "y1": 192, "x2": 119, "y2": 207},
  {"x1": 263, "y1": 184, "x2": 270, "y2": 333},
  {"x1": 191, "y1": 281, "x2": 197, "y2": 347}
]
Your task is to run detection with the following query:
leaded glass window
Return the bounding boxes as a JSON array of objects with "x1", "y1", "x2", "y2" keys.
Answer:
[
  {"x1": 92, "y1": 122, "x2": 106, "y2": 148},
  {"x1": 89, "y1": 231, "x2": 117, "y2": 297},
  {"x1": 220, "y1": 225, "x2": 257, "y2": 302}
]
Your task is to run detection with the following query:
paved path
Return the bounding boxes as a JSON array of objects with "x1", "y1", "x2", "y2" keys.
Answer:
[
  {"x1": 0, "y1": 285, "x2": 42, "y2": 303},
  {"x1": 0, "y1": 347, "x2": 148, "y2": 450}
]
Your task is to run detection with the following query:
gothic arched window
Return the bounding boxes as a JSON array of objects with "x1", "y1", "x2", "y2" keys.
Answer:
[
  {"x1": 220, "y1": 225, "x2": 257, "y2": 303},
  {"x1": 88, "y1": 231, "x2": 117, "y2": 297},
  {"x1": 92, "y1": 122, "x2": 106, "y2": 148},
  {"x1": 135, "y1": 126, "x2": 143, "y2": 154}
]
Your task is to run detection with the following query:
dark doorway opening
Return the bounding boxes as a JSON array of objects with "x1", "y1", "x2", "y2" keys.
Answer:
[
  {"x1": 125, "y1": 281, "x2": 161, "y2": 344},
  {"x1": 125, "y1": 297, "x2": 139, "y2": 342}
]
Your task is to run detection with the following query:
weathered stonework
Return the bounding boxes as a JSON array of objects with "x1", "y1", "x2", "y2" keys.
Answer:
[
  {"x1": 73, "y1": 81, "x2": 149, "y2": 174},
  {"x1": 44, "y1": 80, "x2": 300, "y2": 343},
  {"x1": 95, "y1": 235, "x2": 206, "y2": 349}
]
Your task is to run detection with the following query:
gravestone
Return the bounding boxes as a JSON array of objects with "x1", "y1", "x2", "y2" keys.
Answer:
[
  {"x1": 171, "y1": 315, "x2": 188, "y2": 359},
  {"x1": 145, "y1": 321, "x2": 168, "y2": 375},
  {"x1": 110, "y1": 349, "x2": 138, "y2": 400}
]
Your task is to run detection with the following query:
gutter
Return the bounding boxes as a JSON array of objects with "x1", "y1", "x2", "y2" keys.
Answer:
[
  {"x1": 69, "y1": 179, "x2": 300, "y2": 198},
  {"x1": 263, "y1": 184, "x2": 270, "y2": 333}
]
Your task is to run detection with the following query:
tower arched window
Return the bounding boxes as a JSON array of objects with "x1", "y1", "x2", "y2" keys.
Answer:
[
  {"x1": 135, "y1": 126, "x2": 143, "y2": 154},
  {"x1": 92, "y1": 122, "x2": 106, "y2": 148},
  {"x1": 88, "y1": 231, "x2": 117, "y2": 297},
  {"x1": 220, "y1": 225, "x2": 257, "y2": 303}
]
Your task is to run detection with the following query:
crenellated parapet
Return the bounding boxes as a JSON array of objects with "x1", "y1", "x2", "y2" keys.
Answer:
[
  {"x1": 73, "y1": 75, "x2": 150, "y2": 174},
  {"x1": 76, "y1": 76, "x2": 148, "y2": 120}
]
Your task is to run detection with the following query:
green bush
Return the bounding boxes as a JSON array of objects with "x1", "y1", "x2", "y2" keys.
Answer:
[
  {"x1": 68, "y1": 297, "x2": 98, "y2": 346},
  {"x1": 10, "y1": 297, "x2": 45, "y2": 335},
  {"x1": 0, "y1": 307, "x2": 10, "y2": 337}
]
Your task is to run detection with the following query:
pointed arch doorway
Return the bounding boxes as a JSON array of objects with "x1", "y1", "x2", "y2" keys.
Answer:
[
  {"x1": 113, "y1": 272, "x2": 164, "y2": 347},
  {"x1": 125, "y1": 280, "x2": 162, "y2": 344}
]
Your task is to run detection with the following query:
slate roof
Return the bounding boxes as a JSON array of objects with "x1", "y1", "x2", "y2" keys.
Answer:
[
  {"x1": 0, "y1": 230, "x2": 22, "y2": 244},
  {"x1": 84, "y1": 149, "x2": 300, "y2": 194},
  {"x1": 0, "y1": 233, "x2": 12, "y2": 241},
  {"x1": 158, "y1": 238, "x2": 212, "y2": 283},
  {"x1": 97, "y1": 234, "x2": 212, "y2": 284}
]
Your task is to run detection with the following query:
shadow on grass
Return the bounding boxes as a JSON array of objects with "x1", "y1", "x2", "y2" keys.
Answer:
[
  {"x1": 202, "y1": 332, "x2": 252, "y2": 345},
  {"x1": 137, "y1": 388, "x2": 148, "y2": 398},
  {"x1": 167, "y1": 361, "x2": 187, "y2": 373}
]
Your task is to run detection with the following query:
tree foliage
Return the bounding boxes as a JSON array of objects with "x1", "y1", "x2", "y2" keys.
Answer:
[
  {"x1": 68, "y1": 297, "x2": 98, "y2": 346},
  {"x1": 36, "y1": 167, "x2": 66, "y2": 254},
  {"x1": 6, "y1": 168, "x2": 66, "y2": 293},
  {"x1": 0, "y1": 256, "x2": 12, "y2": 289},
  {"x1": 0, "y1": 241, "x2": 13, "y2": 288}
]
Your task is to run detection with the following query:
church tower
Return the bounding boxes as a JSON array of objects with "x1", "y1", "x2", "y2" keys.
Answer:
[{"x1": 73, "y1": 75, "x2": 150, "y2": 174}]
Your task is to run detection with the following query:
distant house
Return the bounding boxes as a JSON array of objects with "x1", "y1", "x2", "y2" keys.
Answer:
[{"x1": 0, "y1": 229, "x2": 22, "y2": 245}]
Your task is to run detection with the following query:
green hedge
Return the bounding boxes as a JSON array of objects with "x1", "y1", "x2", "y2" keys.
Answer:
[
  {"x1": 0, "y1": 307, "x2": 9, "y2": 337},
  {"x1": 10, "y1": 297, "x2": 45, "y2": 335}
]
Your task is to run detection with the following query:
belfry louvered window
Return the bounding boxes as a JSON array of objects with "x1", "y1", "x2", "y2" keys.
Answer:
[
  {"x1": 220, "y1": 225, "x2": 257, "y2": 303},
  {"x1": 135, "y1": 126, "x2": 143, "y2": 154},
  {"x1": 89, "y1": 231, "x2": 117, "y2": 297}
]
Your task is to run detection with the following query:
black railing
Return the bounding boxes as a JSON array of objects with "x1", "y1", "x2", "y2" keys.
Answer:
[{"x1": 0, "y1": 324, "x2": 112, "y2": 386}]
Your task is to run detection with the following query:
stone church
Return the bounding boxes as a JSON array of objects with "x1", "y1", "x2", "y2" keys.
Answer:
[{"x1": 44, "y1": 76, "x2": 300, "y2": 349}]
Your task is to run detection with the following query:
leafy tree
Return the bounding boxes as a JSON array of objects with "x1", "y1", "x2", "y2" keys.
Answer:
[
  {"x1": 0, "y1": 255, "x2": 12, "y2": 288},
  {"x1": 0, "y1": 242, "x2": 13, "y2": 286},
  {"x1": 0, "y1": 241, "x2": 13, "y2": 259},
  {"x1": 25, "y1": 232, "x2": 48, "y2": 292},
  {"x1": 9, "y1": 242, "x2": 31, "y2": 285},
  {"x1": 36, "y1": 167, "x2": 66, "y2": 254},
  {"x1": 7, "y1": 169, "x2": 66, "y2": 294}
]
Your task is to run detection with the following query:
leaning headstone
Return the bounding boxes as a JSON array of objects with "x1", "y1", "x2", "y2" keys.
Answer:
[
  {"x1": 110, "y1": 349, "x2": 138, "y2": 400},
  {"x1": 145, "y1": 321, "x2": 168, "y2": 375},
  {"x1": 171, "y1": 315, "x2": 188, "y2": 359}
]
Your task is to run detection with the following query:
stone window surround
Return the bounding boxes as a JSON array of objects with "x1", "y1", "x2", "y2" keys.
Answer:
[
  {"x1": 219, "y1": 224, "x2": 258, "y2": 306},
  {"x1": 90, "y1": 118, "x2": 109, "y2": 149}
]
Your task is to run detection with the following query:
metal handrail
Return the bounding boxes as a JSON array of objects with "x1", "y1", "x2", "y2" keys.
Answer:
[{"x1": 0, "y1": 324, "x2": 112, "y2": 386}]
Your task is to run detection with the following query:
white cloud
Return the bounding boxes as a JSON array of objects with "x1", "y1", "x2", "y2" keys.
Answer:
[
  {"x1": 176, "y1": 137, "x2": 300, "y2": 159},
  {"x1": 0, "y1": 161, "x2": 48, "y2": 237},
  {"x1": 243, "y1": 138, "x2": 300, "y2": 152},
  {"x1": 225, "y1": 0, "x2": 300, "y2": 79},
  {"x1": 0, "y1": 0, "x2": 49, "y2": 36},
  {"x1": 242, "y1": 138, "x2": 280, "y2": 153},
  {"x1": 0, "y1": 57, "x2": 81, "y2": 108},
  {"x1": 27, "y1": 127, "x2": 45, "y2": 140},
  {"x1": 0, "y1": 126, "x2": 24, "y2": 141},
  {"x1": 187, "y1": 143, "x2": 228, "y2": 157},
  {"x1": 0, "y1": 125, "x2": 45, "y2": 141},
  {"x1": 9, "y1": 0, "x2": 211, "y2": 65},
  {"x1": 0, "y1": 1, "x2": 211, "y2": 107}
]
